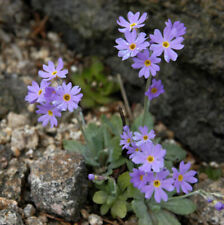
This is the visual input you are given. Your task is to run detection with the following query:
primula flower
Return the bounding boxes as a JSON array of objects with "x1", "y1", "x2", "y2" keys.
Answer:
[
  {"x1": 115, "y1": 30, "x2": 149, "y2": 60},
  {"x1": 130, "y1": 168, "x2": 147, "y2": 190},
  {"x1": 56, "y1": 82, "x2": 83, "y2": 112},
  {"x1": 132, "y1": 142, "x2": 166, "y2": 172},
  {"x1": 145, "y1": 79, "x2": 164, "y2": 100},
  {"x1": 120, "y1": 125, "x2": 133, "y2": 149},
  {"x1": 117, "y1": 11, "x2": 147, "y2": 33},
  {"x1": 132, "y1": 49, "x2": 161, "y2": 79},
  {"x1": 133, "y1": 125, "x2": 155, "y2": 146},
  {"x1": 165, "y1": 19, "x2": 186, "y2": 38},
  {"x1": 142, "y1": 170, "x2": 174, "y2": 203},
  {"x1": 25, "y1": 80, "x2": 49, "y2": 104},
  {"x1": 38, "y1": 58, "x2": 68, "y2": 81},
  {"x1": 36, "y1": 103, "x2": 61, "y2": 128},
  {"x1": 127, "y1": 143, "x2": 142, "y2": 158},
  {"x1": 44, "y1": 86, "x2": 57, "y2": 103},
  {"x1": 150, "y1": 26, "x2": 184, "y2": 63},
  {"x1": 172, "y1": 161, "x2": 197, "y2": 194}
]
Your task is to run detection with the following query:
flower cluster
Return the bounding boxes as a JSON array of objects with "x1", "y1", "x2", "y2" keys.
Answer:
[
  {"x1": 115, "y1": 11, "x2": 186, "y2": 101},
  {"x1": 120, "y1": 125, "x2": 197, "y2": 203},
  {"x1": 25, "y1": 58, "x2": 83, "y2": 127}
]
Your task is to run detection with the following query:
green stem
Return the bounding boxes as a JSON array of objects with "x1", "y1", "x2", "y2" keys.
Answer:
[
  {"x1": 75, "y1": 107, "x2": 87, "y2": 142},
  {"x1": 142, "y1": 77, "x2": 152, "y2": 126},
  {"x1": 168, "y1": 190, "x2": 201, "y2": 200}
]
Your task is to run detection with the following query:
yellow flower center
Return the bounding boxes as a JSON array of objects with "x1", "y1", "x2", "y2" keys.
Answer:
[
  {"x1": 127, "y1": 138, "x2": 131, "y2": 143},
  {"x1": 38, "y1": 89, "x2": 42, "y2": 95},
  {"x1": 135, "y1": 148, "x2": 139, "y2": 152},
  {"x1": 48, "y1": 110, "x2": 53, "y2": 116},
  {"x1": 147, "y1": 155, "x2": 154, "y2": 163},
  {"x1": 63, "y1": 94, "x2": 71, "y2": 101},
  {"x1": 143, "y1": 135, "x2": 148, "y2": 140},
  {"x1": 144, "y1": 60, "x2": 151, "y2": 67},
  {"x1": 178, "y1": 174, "x2": 183, "y2": 182},
  {"x1": 153, "y1": 180, "x2": 161, "y2": 188},
  {"x1": 130, "y1": 23, "x2": 137, "y2": 29},
  {"x1": 129, "y1": 43, "x2": 136, "y2": 50},
  {"x1": 140, "y1": 175, "x2": 143, "y2": 181},
  {"x1": 162, "y1": 41, "x2": 170, "y2": 48},
  {"x1": 52, "y1": 71, "x2": 57, "y2": 76},
  {"x1": 151, "y1": 88, "x2": 157, "y2": 94}
]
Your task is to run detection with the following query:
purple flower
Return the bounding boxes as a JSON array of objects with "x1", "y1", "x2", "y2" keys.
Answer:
[
  {"x1": 132, "y1": 142, "x2": 166, "y2": 172},
  {"x1": 38, "y1": 58, "x2": 68, "y2": 81},
  {"x1": 127, "y1": 143, "x2": 142, "y2": 158},
  {"x1": 56, "y1": 82, "x2": 83, "y2": 112},
  {"x1": 172, "y1": 161, "x2": 198, "y2": 194},
  {"x1": 117, "y1": 11, "x2": 147, "y2": 33},
  {"x1": 150, "y1": 26, "x2": 184, "y2": 62},
  {"x1": 88, "y1": 174, "x2": 95, "y2": 180},
  {"x1": 36, "y1": 103, "x2": 61, "y2": 128},
  {"x1": 44, "y1": 86, "x2": 57, "y2": 103},
  {"x1": 214, "y1": 201, "x2": 224, "y2": 211},
  {"x1": 25, "y1": 80, "x2": 49, "y2": 104},
  {"x1": 132, "y1": 49, "x2": 161, "y2": 79},
  {"x1": 130, "y1": 168, "x2": 147, "y2": 191},
  {"x1": 120, "y1": 125, "x2": 133, "y2": 149},
  {"x1": 115, "y1": 30, "x2": 149, "y2": 60},
  {"x1": 133, "y1": 126, "x2": 155, "y2": 146},
  {"x1": 141, "y1": 170, "x2": 174, "y2": 203},
  {"x1": 145, "y1": 79, "x2": 164, "y2": 100},
  {"x1": 165, "y1": 19, "x2": 186, "y2": 39}
]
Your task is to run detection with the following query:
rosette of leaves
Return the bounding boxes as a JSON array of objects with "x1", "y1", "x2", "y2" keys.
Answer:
[
  {"x1": 71, "y1": 57, "x2": 119, "y2": 108},
  {"x1": 63, "y1": 112, "x2": 196, "y2": 223}
]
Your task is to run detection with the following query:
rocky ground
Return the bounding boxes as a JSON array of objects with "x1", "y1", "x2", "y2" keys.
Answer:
[{"x1": 0, "y1": 1, "x2": 224, "y2": 224}]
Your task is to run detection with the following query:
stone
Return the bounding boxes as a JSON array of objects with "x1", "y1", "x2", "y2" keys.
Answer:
[
  {"x1": 88, "y1": 214, "x2": 103, "y2": 225},
  {"x1": 0, "y1": 206, "x2": 24, "y2": 225},
  {"x1": 7, "y1": 112, "x2": 29, "y2": 129},
  {"x1": 29, "y1": 149, "x2": 88, "y2": 221},
  {"x1": 189, "y1": 179, "x2": 224, "y2": 225},
  {"x1": 0, "y1": 144, "x2": 13, "y2": 170},
  {"x1": 26, "y1": 216, "x2": 45, "y2": 225},
  {"x1": 0, "y1": 158, "x2": 28, "y2": 201},
  {"x1": 23, "y1": 204, "x2": 36, "y2": 218},
  {"x1": 0, "y1": 75, "x2": 27, "y2": 119},
  {"x1": 11, "y1": 126, "x2": 39, "y2": 152},
  {"x1": 30, "y1": 0, "x2": 224, "y2": 161}
]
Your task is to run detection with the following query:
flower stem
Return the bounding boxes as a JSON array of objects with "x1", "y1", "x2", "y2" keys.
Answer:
[
  {"x1": 142, "y1": 77, "x2": 152, "y2": 126},
  {"x1": 75, "y1": 107, "x2": 88, "y2": 142},
  {"x1": 168, "y1": 190, "x2": 202, "y2": 200}
]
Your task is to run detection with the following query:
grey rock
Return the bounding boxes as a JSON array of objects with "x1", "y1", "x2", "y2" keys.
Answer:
[
  {"x1": 0, "y1": 76, "x2": 27, "y2": 119},
  {"x1": 7, "y1": 112, "x2": 29, "y2": 129},
  {"x1": 0, "y1": 158, "x2": 28, "y2": 201},
  {"x1": 0, "y1": 206, "x2": 24, "y2": 225},
  {"x1": 23, "y1": 204, "x2": 36, "y2": 218},
  {"x1": 189, "y1": 179, "x2": 224, "y2": 225},
  {"x1": 0, "y1": 145, "x2": 12, "y2": 170},
  {"x1": 30, "y1": 0, "x2": 224, "y2": 161},
  {"x1": 29, "y1": 149, "x2": 88, "y2": 221},
  {"x1": 88, "y1": 214, "x2": 103, "y2": 225},
  {"x1": 26, "y1": 216, "x2": 45, "y2": 225}
]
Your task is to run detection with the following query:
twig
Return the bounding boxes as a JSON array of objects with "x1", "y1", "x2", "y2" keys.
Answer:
[
  {"x1": 103, "y1": 218, "x2": 118, "y2": 225},
  {"x1": 117, "y1": 74, "x2": 133, "y2": 121}
]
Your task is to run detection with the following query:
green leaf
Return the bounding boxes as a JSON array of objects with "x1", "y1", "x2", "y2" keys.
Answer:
[
  {"x1": 132, "y1": 112, "x2": 154, "y2": 131},
  {"x1": 111, "y1": 200, "x2": 127, "y2": 218},
  {"x1": 200, "y1": 166, "x2": 223, "y2": 180},
  {"x1": 162, "y1": 198, "x2": 196, "y2": 215},
  {"x1": 117, "y1": 172, "x2": 130, "y2": 191},
  {"x1": 162, "y1": 141, "x2": 186, "y2": 162},
  {"x1": 127, "y1": 185, "x2": 144, "y2": 200},
  {"x1": 132, "y1": 200, "x2": 153, "y2": 225},
  {"x1": 93, "y1": 191, "x2": 108, "y2": 204},
  {"x1": 153, "y1": 210, "x2": 181, "y2": 225},
  {"x1": 100, "y1": 204, "x2": 110, "y2": 215},
  {"x1": 63, "y1": 140, "x2": 86, "y2": 153}
]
